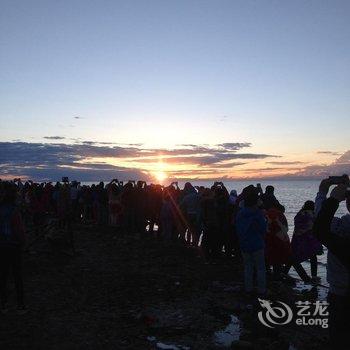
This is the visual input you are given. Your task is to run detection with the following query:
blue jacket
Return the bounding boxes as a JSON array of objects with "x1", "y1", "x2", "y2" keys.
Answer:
[{"x1": 236, "y1": 207, "x2": 267, "y2": 253}]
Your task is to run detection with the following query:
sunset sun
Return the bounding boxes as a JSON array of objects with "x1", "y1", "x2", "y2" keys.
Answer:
[{"x1": 154, "y1": 171, "x2": 167, "y2": 182}]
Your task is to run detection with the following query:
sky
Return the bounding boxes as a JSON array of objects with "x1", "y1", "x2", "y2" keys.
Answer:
[{"x1": 0, "y1": 0, "x2": 349, "y2": 181}]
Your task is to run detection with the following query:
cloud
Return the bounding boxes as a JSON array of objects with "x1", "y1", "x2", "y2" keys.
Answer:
[
  {"x1": 266, "y1": 161, "x2": 305, "y2": 165},
  {"x1": 126, "y1": 143, "x2": 143, "y2": 147},
  {"x1": 0, "y1": 142, "x2": 148, "y2": 181},
  {"x1": 295, "y1": 150, "x2": 350, "y2": 178},
  {"x1": 0, "y1": 141, "x2": 280, "y2": 181},
  {"x1": 44, "y1": 136, "x2": 66, "y2": 140},
  {"x1": 136, "y1": 153, "x2": 274, "y2": 166},
  {"x1": 317, "y1": 151, "x2": 340, "y2": 156},
  {"x1": 334, "y1": 150, "x2": 350, "y2": 164},
  {"x1": 203, "y1": 162, "x2": 246, "y2": 168},
  {"x1": 217, "y1": 142, "x2": 251, "y2": 150},
  {"x1": 243, "y1": 167, "x2": 302, "y2": 172}
]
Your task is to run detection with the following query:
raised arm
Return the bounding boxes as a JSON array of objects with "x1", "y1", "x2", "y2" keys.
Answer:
[{"x1": 313, "y1": 184, "x2": 350, "y2": 271}]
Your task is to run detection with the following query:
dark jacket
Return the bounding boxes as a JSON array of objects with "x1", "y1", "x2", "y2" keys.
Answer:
[{"x1": 236, "y1": 207, "x2": 267, "y2": 253}]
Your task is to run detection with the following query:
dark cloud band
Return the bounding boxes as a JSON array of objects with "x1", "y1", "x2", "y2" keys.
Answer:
[{"x1": 0, "y1": 141, "x2": 279, "y2": 181}]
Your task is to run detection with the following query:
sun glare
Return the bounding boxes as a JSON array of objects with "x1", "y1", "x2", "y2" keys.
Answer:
[{"x1": 154, "y1": 171, "x2": 167, "y2": 183}]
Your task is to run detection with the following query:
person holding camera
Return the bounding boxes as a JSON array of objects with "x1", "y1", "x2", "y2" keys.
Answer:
[{"x1": 313, "y1": 175, "x2": 350, "y2": 347}]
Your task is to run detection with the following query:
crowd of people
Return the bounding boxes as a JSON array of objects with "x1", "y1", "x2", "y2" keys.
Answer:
[{"x1": 0, "y1": 175, "x2": 349, "y2": 346}]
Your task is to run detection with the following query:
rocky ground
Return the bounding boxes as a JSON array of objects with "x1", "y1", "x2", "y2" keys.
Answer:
[{"x1": 0, "y1": 224, "x2": 330, "y2": 349}]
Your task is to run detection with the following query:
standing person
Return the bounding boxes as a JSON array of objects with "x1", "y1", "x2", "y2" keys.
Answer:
[
  {"x1": 107, "y1": 182, "x2": 123, "y2": 228},
  {"x1": 26, "y1": 185, "x2": 41, "y2": 234},
  {"x1": 57, "y1": 184, "x2": 75, "y2": 253},
  {"x1": 91, "y1": 184, "x2": 100, "y2": 224},
  {"x1": 70, "y1": 181, "x2": 79, "y2": 221},
  {"x1": 160, "y1": 187, "x2": 175, "y2": 241},
  {"x1": 261, "y1": 185, "x2": 282, "y2": 209},
  {"x1": 145, "y1": 184, "x2": 162, "y2": 236},
  {"x1": 228, "y1": 189, "x2": 240, "y2": 259},
  {"x1": 81, "y1": 186, "x2": 93, "y2": 223},
  {"x1": 0, "y1": 184, "x2": 27, "y2": 314},
  {"x1": 180, "y1": 183, "x2": 200, "y2": 246},
  {"x1": 57, "y1": 184, "x2": 72, "y2": 229},
  {"x1": 200, "y1": 188, "x2": 219, "y2": 262},
  {"x1": 313, "y1": 178, "x2": 350, "y2": 348},
  {"x1": 97, "y1": 182, "x2": 108, "y2": 226},
  {"x1": 134, "y1": 181, "x2": 147, "y2": 235},
  {"x1": 121, "y1": 182, "x2": 137, "y2": 234},
  {"x1": 236, "y1": 187, "x2": 267, "y2": 296},
  {"x1": 170, "y1": 183, "x2": 186, "y2": 243},
  {"x1": 265, "y1": 202, "x2": 292, "y2": 280},
  {"x1": 284, "y1": 201, "x2": 322, "y2": 282},
  {"x1": 213, "y1": 182, "x2": 231, "y2": 258}
]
